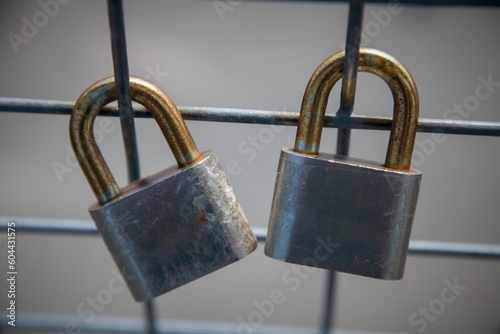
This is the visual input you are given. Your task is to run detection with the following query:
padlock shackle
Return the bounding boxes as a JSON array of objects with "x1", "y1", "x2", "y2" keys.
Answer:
[
  {"x1": 294, "y1": 48, "x2": 419, "y2": 171},
  {"x1": 70, "y1": 76, "x2": 200, "y2": 204}
]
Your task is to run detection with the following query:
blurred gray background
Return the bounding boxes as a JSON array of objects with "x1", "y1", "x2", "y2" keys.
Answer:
[{"x1": 1, "y1": 1, "x2": 500, "y2": 333}]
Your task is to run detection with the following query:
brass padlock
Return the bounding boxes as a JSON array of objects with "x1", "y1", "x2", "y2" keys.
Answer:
[
  {"x1": 70, "y1": 77, "x2": 257, "y2": 301},
  {"x1": 265, "y1": 48, "x2": 421, "y2": 280}
]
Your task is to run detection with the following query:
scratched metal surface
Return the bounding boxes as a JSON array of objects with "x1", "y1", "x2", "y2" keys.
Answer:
[
  {"x1": 90, "y1": 151, "x2": 257, "y2": 301},
  {"x1": 266, "y1": 148, "x2": 421, "y2": 280}
]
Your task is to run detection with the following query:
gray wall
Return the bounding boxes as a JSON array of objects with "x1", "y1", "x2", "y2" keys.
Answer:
[{"x1": 1, "y1": 1, "x2": 499, "y2": 333}]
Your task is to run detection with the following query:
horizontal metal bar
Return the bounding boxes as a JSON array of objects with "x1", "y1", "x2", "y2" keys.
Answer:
[
  {"x1": 408, "y1": 240, "x2": 500, "y2": 259},
  {"x1": 0, "y1": 312, "x2": 396, "y2": 334},
  {"x1": 1, "y1": 97, "x2": 499, "y2": 136},
  {"x1": 321, "y1": 0, "x2": 500, "y2": 5},
  {"x1": 0, "y1": 216, "x2": 99, "y2": 235},
  {"x1": 270, "y1": 0, "x2": 500, "y2": 6},
  {"x1": 186, "y1": 0, "x2": 500, "y2": 7},
  {"x1": 2, "y1": 217, "x2": 500, "y2": 259}
]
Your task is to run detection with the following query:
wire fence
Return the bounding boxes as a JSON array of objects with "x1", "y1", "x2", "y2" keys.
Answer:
[{"x1": 1, "y1": 0, "x2": 500, "y2": 333}]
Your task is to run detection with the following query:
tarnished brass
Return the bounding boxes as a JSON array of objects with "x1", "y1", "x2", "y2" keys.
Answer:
[
  {"x1": 70, "y1": 77, "x2": 256, "y2": 301},
  {"x1": 295, "y1": 48, "x2": 419, "y2": 171},
  {"x1": 70, "y1": 76, "x2": 200, "y2": 204},
  {"x1": 266, "y1": 49, "x2": 421, "y2": 280}
]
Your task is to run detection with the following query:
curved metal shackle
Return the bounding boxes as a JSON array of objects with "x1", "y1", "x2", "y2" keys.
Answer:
[
  {"x1": 70, "y1": 77, "x2": 200, "y2": 204},
  {"x1": 295, "y1": 48, "x2": 419, "y2": 171}
]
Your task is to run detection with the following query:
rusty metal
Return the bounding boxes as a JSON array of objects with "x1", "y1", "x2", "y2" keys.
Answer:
[
  {"x1": 89, "y1": 150, "x2": 257, "y2": 301},
  {"x1": 70, "y1": 76, "x2": 200, "y2": 204},
  {"x1": 70, "y1": 77, "x2": 256, "y2": 302},
  {"x1": 266, "y1": 48, "x2": 421, "y2": 280},
  {"x1": 3, "y1": 97, "x2": 499, "y2": 136},
  {"x1": 295, "y1": 48, "x2": 419, "y2": 171}
]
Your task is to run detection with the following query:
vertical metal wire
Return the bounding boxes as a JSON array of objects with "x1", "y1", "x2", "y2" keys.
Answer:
[
  {"x1": 320, "y1": 2, "x2": 364, "y2": 333},
  {"x1": 336, "y1": 0, "x2": 364, "y2": 156},
  {"x1": 145, "y1": 300, "x2": 158, "y2": 334},
  {"x1": 107, "y1": 0, "x2": 157, "y2": 333},
  {"x1": 107, "y1": 0, "x2": 141, "y2": 181},
  {"x1": 320, "y1": 271, "x2": 337, "y2": 334}
]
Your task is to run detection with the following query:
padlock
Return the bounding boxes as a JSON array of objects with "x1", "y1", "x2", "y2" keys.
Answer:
[
  {"x1": 70, "y1": 77, "x2": 257, "y2": 301},
  {"x1": 265, "y1": 48, "x2": 421, "y2": 280}
]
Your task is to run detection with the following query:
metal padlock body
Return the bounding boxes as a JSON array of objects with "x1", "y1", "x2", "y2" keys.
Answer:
[
  {"x1": 266, "y1": 148, "x2": 421, "y2": 279},
  {"x1": 91, "y1": 151, "x2": 256, "y2": 301},
  {"x1": 265, "y1": 49, "x2": 421, "y2": 280},
  {"x1": 71, "y1": 77, "x2": 256, "y2": 301}
]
